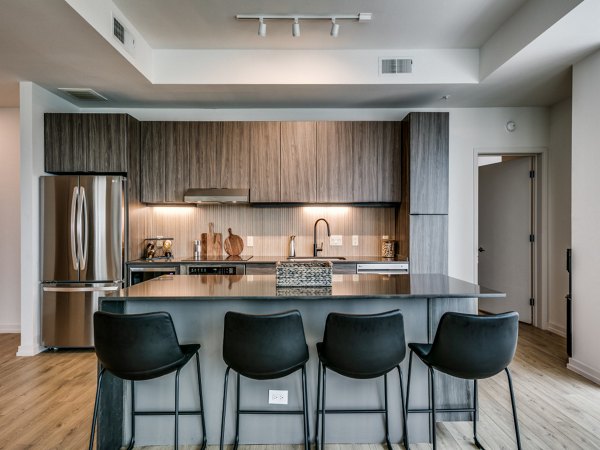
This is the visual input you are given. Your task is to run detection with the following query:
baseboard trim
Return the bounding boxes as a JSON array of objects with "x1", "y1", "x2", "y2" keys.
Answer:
[
  {"x1": 16, "y1": 343, "x2": 46, "y2": 357},
  {"x1": 567, "y1": 358, "x2": 600, "y2": 385},
  {"x1": 0, "y1": 323, "x2": 20, "y2": 333},
  {"x1": 546, "y1": 322, "x2": 566, "y2": 337}
]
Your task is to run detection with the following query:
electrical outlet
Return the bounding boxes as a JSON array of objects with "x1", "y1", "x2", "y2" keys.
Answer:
[
  {"x1": 352, "y1": 235, "x2": 359, "y2": 246},
  {"x1": 268, "y1": 390, "x2": 288, "y2": 405},
  {"x1": 247, "y1": 236, "x2": 254, "y2": 247},
  {"x1": 382, "y1": 235, "x2": 389, "y2": 240},
  {"x1": 352, "y1": 274, "x2": 360, "y2": 282},
  {"x1": 330, "y1": 235, "x2": 343, "y2": 246}
]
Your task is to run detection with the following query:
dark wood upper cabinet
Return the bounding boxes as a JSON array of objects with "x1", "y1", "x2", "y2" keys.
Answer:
[
  {"x1": 140, "y1": 122, "x2": 166, "y2": 203},
  {"x1": 281, "y1": 122, "x2": 317, "y2": 203},
  {"x1": 45, "y1": 113, "x2": 130, "y2": 173},
  {"x1": 379, "y1": 122, "x2": 402, "y2": 202},
  {"x1": 189, "y1": 122, "x2": 219, "y2": 189},
  {"x1": 316, "y1": 122, "x2": 353, "y2": 203},
  {"x1": 219, "y1": 122, "x2": 251, "y2": 190},
  {"x1": 404, "y1": 112, "x2": 449, "y2": 214},
  {"x1": 165, "y1": 122, "x2": 190, "y2": 202},
  {"x1": 250, "y1": 122, "x2": 281, "y2": 202}
]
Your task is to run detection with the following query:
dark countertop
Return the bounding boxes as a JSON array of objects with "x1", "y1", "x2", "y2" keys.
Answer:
[
  {"x1": 127, "y1": 255, "x2": 409, "y2": 265},
  {"x1": 104, "y1": 274, "x2": 504, "y2": 301}
]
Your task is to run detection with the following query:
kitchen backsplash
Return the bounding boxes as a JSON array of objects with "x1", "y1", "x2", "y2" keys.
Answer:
[{"x1": 131, "y1": 205, "x2": 397, "y2": 259}]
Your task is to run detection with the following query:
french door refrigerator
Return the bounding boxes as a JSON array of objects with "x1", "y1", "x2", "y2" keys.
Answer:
[{"x1": 41, "y1": 175, "x2": 125, "y2": 348}]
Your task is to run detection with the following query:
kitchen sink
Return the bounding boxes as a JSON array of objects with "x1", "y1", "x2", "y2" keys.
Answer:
[{"x1": 286, "y1": 256, "x2": 347, "y2": 261}]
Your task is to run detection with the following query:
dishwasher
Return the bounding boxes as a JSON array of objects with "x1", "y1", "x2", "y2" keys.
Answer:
[{"x1": 356, "y1": 262, "x2": 409, "y2": 275}]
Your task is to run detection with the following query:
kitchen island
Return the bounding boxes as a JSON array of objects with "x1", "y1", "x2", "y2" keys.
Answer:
[{"x1": 97, "y1": 274, "x2": 504, "y2": 449}]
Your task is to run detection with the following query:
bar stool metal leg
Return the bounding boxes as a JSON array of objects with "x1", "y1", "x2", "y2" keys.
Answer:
[
  {"x1": 88, "y1": 368, "x2": 105, "y2": 450},
  {"x1": 175, "y1": 368, "x2": 182, "y2": 449},
  {"x1": 126, "y1": 380, "x2": 135, "y2": 450},
  {"x1": 195, "y1": 352, "x2": 207, "y2": 450},
  {"x1": 397, "y1": 365, "x2": 409, "y2": 450},
  {"x1": 404, "y1": 350, "x2": 414, "y2": 447},
  {"x1": 473, "y1": 379, "x2": 483, "y2": 449},
  {"x1": 301, "y1": 366, "x2": 310, "y2": 450},
  {"x1": 429, "y1": 367, "x2": 437, "y2": 450},
  {"x1": 234, "y1": 372, "x2": 241, "y2": 450},
  {"x1": 220, "y1": 366, "x2": 231, "y2": 450},
  {"x1": 384, "y1": 373, "x2": 392, "y2": 450},
  {"x1": 315, "y1": 361, "x2": 322, "y2": 450},
  {"x1": 321, "y1": 366, "x2": 327, "y2": 450},
  {"x1": 505, "y1": 368, "x2": 523, "y2": 450}
]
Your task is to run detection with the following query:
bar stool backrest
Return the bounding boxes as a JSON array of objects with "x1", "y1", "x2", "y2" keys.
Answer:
[
  {"x1": 223, "y1": 309, "x2": 309, "y2": 380},
  {"x1": 322, "y1": 309, "x2": 406, "y2": 379},
  {"x1": 94, "y1": 311, "x2": 185, "y2": 380},
  {"x1": 428, "y1": 311, "x2": 519, "y2": 379}
]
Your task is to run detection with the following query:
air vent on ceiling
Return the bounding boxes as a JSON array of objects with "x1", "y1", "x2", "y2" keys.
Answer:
[
  {"x1": 113, "y1": 17, "x2": 125, "y2": 44},
  {"x1": 58, "y1": 88, "x2": 108, "y2": 102},
  {"x1": 380, "y1": 58, "x2": 413, "y2": 75}
]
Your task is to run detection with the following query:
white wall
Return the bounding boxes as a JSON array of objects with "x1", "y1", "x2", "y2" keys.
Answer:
[
  {"x1": 569, "y1": 49, "x2": 600, "y2": 383},
  {"x1": 0, "y1": 109, "x2": 20, "y2": 333},
  {"x1": 547, "y1": 98, "x2": 572, "y2": 336},
  {"x1": 18, "y1": 82, "x2": 78, "y2": 356}
]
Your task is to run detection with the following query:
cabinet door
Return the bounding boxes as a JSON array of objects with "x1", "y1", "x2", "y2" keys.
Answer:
[
  {"x1": 250, "y1": 122, "x2": 281, "y2": 202},
  {"x1": 164, "y1": 122, "x2": 190, "y2": 202},
  {"x1": 379, "y1": 122, "x2": 402, "y2": 202},
  {"x1": 140, "y1": 122, "x2": 166, "y2": 203},
  {"x1": 281, "y1": 122, "x2": 317, "y2": 203},
  {"x1": 317, "y1": 122, "x2": 353, "y2": 203},
  {"x1": 44, "y1": 114, "x2": 85, "y2": 173},
  {"x1": 352, "y1": 122, "x2": 380, "y2": 202},
  {"x1": 84, "y1": 114, "x2": 127, "y2": 173},
  {"x1": 408, "y1": 113, "x2": 449, "y2": 214},
  {"x1": 409, "y1": 214, "x2": 448, "y2": 274},
  {"x1": 189, "y1": 122, "x2": 219, "y2": 188},
  {"x1": 220, "y1": 122, "x2": 251, "y2": 189}
]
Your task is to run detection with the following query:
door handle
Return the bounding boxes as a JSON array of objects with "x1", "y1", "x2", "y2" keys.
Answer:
[
  {"x1": 70, "y1": 186, "x2": 79, "y2": 271},
  {"x1": 478, "y1": 246, "x2": 486, "y2": 253},
  {"x1": 80, "y1": 187, "x2": 88, "y2": 271}
]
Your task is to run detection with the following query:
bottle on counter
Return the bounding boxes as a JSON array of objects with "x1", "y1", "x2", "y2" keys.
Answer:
[
  {"x1": 193, "y1": 239, "x2": 201, "y2": 260},
  {"x1": 289, "y1": 235, "x2": 296, "y2": 257}
]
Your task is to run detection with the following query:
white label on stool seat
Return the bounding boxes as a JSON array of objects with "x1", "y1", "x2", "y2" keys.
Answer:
[{"x1": 268, "y1": 390, "x2": 288, "y2": 405}]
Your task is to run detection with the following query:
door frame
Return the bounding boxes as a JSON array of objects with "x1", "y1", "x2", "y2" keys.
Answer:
[{"x1": 473, "y1": 147, "x2": 549, "y2": 329}]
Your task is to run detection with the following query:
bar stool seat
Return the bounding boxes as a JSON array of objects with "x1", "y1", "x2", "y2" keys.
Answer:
[
  {"x1": 220, "y1": 310, "x2": 310, "y2": 450},
  {"x1": 405, "y1": 311, "x2": 522, "y2": 450},
  {"x1": 89, "y1": 311, "x2": 206, "y2": 450},
  {"x1": 315, "y1": 310, "x2": 408, "y2": 450}
]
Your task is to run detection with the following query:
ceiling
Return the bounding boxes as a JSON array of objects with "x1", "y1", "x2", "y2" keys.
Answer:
[{"x1": 0, "y1": 0, "x2": 599, "y2": 109}]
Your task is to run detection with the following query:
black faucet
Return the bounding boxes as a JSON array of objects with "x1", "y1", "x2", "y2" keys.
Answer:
[{"x1": 313, "y1": 218, "x2": 331, "y2": 257}]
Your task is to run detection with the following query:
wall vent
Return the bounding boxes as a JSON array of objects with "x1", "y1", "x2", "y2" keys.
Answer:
[
  {"x1": 58, "y1": 88, "x2": 108, "y2": 102},
  {"x1": 380, "y1": 58, "x2": 413, "y2": 74},
  {"x1": 113, "y1": 17, "x2": 125, "y2": 44}
]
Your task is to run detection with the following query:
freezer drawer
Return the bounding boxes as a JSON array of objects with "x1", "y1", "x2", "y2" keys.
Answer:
[{"x1": 41, "y1": 284, "x2": 119, "y2": 348}]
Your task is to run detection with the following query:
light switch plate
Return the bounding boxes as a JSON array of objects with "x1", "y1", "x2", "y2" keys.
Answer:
[
  {"x1": 247, "y1": 236, "x2": 254, "y2": 247},
  {"x1": 330, "y1": 235, "x2": 343, "y2": 246},
  {"x1": 352, "y1": 235, "x2": 359, "y2": 246}
]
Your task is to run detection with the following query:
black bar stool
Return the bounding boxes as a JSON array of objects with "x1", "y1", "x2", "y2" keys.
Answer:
[
  {"x1": 220, "y1": 310, "x2": 310, "y2": 450},
  {"x1": 89, "y1": 311, "x2": 206, "y2": 450},
  {"x1": 405, "y1": 311, "x2": 521, "y2": 450},
  {"x1": 315, "y1": 309, "x2": 408, "y2": 450}
]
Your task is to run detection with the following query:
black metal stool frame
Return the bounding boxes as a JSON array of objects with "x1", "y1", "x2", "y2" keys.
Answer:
[
  {"x1": 219, "y1": 364, "x2": 310, "y2": 450},
  {"x1": 404, "y1": 311, "x2": 522, "y2": 450},
  {"x1": 90, "y1": 351, "x2": 207, "y2": 450},
  {"x1": 315, "y1": 361, "x2": 409, "y2": 450}
]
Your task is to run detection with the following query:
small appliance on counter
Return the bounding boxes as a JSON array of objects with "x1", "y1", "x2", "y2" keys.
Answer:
[
  {"x1": 381, "y1": 238, "x2": 396, "y2": 258},
  {"x1": 144, "y1": 237, "x2": 174, "y2": 260}
]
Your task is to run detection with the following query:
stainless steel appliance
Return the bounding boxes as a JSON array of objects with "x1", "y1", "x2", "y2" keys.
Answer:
[
  {"x1": 128, "y1": 265, "x2": 180, "y2": 286},
  {"x1": 41, "y1": 175, "x2": 125, "y2": 348},
  {"x1": 356, "y1": 262, "x2": 409, "y2": 275},
  {"x1": 186, "y1": 264, "x2": 245, "y2": 275}
]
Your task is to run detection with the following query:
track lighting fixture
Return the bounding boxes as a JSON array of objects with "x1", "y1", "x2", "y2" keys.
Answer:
[
  {"x1": 258, "y1": 18, "x2": 266, "y2": 37},
  {"x1": 292, "y1": 18, "x2": 300, "y2": 37},
  {"x1": 236, "y1": 13, "x2": 372, "y2": 38},
  {"x1": 330, "y1": 18, "x2": 339, "y2": 37}
]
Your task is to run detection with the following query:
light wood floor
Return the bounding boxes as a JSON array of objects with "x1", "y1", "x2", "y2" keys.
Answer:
[{"x1": 1, "y1": 324, "x2": 599, "y2": 449}]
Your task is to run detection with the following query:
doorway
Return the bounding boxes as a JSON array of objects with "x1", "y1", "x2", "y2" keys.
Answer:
[{"x1": 477, "y1": 155, "x2": 537, "y2": 324}]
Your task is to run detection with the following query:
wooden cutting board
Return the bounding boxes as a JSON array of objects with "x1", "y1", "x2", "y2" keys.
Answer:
[
  {"x1": 224, "y1": 228, "x2": 244, "y2": 256},
  {"x1": 201, "y1": 222, "x2": 222, "y2": 257}
]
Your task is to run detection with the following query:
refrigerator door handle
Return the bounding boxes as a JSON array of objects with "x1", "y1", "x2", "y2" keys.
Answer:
[
  {"x1": 80, "y1": 186, "x2": 88, "y2": 270},
  {"x1": 42, "y1": 285, "x2": 119, "y2": 293},
  {"x1": 77, "y1": 186, "x2": 85, "y2": 271},
  {"x1": 70, "y1": 186, "x2": 79, "y2": 271}
]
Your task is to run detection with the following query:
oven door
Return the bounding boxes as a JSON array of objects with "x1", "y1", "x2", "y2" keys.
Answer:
[
  {"x1": 356, "y1": 263, "x2": 409, "y2": 275},
  {"x1": 128, "y1": 266, "x2": 179, "y2": 286},
  {"x1": 186, "y1": 264, "x2": 246, "y2": 275}
]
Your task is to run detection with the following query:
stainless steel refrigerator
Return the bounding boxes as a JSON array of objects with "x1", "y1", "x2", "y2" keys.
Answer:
[{"x1": 41, "y1": 175, "x2": 125, "y2": 348}]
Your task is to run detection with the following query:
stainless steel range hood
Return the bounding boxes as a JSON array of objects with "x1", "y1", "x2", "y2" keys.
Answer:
[{"x1": 184, "y1": 188, "x2": 249, "y2": 204}]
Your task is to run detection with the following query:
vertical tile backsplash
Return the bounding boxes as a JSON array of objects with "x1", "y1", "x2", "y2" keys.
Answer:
[{"x1": 132, "y1": 205, "x2": 397, "y2": 259}]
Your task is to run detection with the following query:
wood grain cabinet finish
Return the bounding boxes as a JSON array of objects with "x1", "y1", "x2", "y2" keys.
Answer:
[
  {"x1": 189, "y1": 122, "x2": 219, "y2": 189},
  {"x1": 405, "y1": 112, "x2": 449, "y2": 214},
  {"x1": 317, "y1": 122, "x2": 353, "y2": 203},
  {"x1": 352, "y1": 122, "x2": 401, "y2": 203},
  {"x1": 250, "y1": 122, "x2": 281, "y2": 202},
  {"x1": 409, "y1": 214, "x2": 448, "y2": 274},
  {"x1": 281, "y1": 122, "x2": 317, "y2": 203},
  {"x1": 44, "y1": 113, "x2": 129, "y2": 173},
  {"x1": 219, "y1": 122, "x2": 251, "y2": 190},
  {"x1": 140, "y1": 122, "x2": 166, "y2": 203}
]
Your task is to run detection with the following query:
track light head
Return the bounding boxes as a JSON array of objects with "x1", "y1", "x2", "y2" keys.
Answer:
[
  {"x1": 330, "y1": 19, "x2": 339, "y2": 37},
  {"x1": 258, "y1": 18, "x2": 266, "y2": 37},
  {"x1": 292, "y1": 18, "x2": 300, "y2": 37}
]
